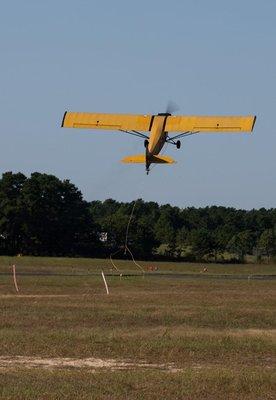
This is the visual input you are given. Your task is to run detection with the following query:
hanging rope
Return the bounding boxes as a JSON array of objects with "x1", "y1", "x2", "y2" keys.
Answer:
[
  {"x1": 109, "y1": 248, "x2": 121, "y2": 272},
  {"x1": 124, "y1": 200, "x2": 137, "y2": 250},
  {"x1": 125, "y1": 245, "x2": 144, "y2": 272},
  {"x1": 109, "y1": 199, "x2": 145, "y2": 273}
]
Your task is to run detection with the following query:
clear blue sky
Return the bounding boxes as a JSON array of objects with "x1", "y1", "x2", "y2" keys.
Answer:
[{"x1": 1, "y1": 0, "x2": 275, "y2": 209}]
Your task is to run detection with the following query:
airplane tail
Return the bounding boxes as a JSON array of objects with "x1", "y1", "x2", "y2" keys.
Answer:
[{"x1": 121, "y1": 154, "x2": 175, "y2": 164}]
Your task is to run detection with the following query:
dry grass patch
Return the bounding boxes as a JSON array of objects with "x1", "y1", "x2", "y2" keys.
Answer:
[{"x1": 0, "y1": 367, "x2": 275, "y2": 400}]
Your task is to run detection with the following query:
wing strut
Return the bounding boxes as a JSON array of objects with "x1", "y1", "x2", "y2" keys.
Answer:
[
  {"x1": 119, "y1": 129, "x2": 149, "y2": 140},
  {"x1": 166, "y1": 131, "x2": 199, "y2": 145}
]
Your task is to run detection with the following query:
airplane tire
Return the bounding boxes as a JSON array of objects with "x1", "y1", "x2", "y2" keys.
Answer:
[
  {"x1": 176, "y1": 140, "x2": 181, "y2": 149},
  {"x1": 144, "y1": 139, "x2": 149, "y2": 148}
]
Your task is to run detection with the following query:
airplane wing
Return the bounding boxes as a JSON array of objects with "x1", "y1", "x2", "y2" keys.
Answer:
[
  {"x1": 165, "y1": 115, "x2": 256, "y2": 133},
  {"x1": 61, "y1": 112, "x2": 153, "y2": 132}
]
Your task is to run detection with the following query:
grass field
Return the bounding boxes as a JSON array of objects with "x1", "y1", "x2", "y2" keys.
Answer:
[
  {"x1": 0, "y1": 257, "x2": 275, "y2": 399},
  {"x1": 1, "y1": 255, "x2": 276, "y2": 274}
]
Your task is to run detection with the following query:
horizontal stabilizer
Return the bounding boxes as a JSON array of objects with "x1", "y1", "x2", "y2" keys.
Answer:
[
  {"x1": 121, "y1": 154, "x2": 175, "y2": 164},
  {"x1": 150, "y1": 155, "x2": 175, "y2": 164},
  {"x1": 121, "y1": 154, "x2": 146, "y2": 163}
]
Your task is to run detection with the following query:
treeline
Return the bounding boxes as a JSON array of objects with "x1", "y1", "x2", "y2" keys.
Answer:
[{"x1": 1, "y1": 171, "x2": 276, "y2": 262}]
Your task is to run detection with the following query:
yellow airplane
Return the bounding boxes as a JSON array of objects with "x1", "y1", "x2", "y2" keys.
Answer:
[{"x1": 61, "y1": 111, "x2": 256, "y2": 174}]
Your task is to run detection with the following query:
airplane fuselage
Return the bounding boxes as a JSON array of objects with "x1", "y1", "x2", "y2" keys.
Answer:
[
  {"x1": 147, "y1": 113, "x2": 169, "y2": 155},
  {"x1": 145, "y1": 113, "x2": 171, "y2": 173}
]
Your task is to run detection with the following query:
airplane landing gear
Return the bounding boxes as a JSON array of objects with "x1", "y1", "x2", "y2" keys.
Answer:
[
  {"x1": 176, "y1": 140, "x2": 181, "y2": 149},
  {"x1": 144, "y1": 139, "x2": 149, "y2": 148}
]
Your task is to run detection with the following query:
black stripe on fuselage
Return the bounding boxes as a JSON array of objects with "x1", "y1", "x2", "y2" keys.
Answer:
[
  {"x1": 148, "y1": 115, "x2": 155, "y2": 131},
  {"x1": 162, "y1": 115, "x2": 169, "y2": 132}
]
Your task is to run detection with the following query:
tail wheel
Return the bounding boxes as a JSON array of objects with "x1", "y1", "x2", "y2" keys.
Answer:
[
  {"x1": 144, "y1": 139, "x2": 149, "y2": 148},
  {"x1": 176, "y1": 140, "x2": 181, "y2": 149}
]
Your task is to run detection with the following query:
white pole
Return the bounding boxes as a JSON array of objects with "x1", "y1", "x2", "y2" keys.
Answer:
[
  {"x1": 12, "y1": 264, "x2": 19, "y2": 293},
  {"x1": 101, "y1": 271, "x2": 109, "y2": 295}
]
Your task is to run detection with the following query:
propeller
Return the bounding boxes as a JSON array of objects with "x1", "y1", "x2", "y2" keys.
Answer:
[{"x1": 165, "y1": 100, "x2": 179, "y2": 115}]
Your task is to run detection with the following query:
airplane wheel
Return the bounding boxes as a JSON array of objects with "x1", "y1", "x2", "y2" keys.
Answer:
[
  {"x1": 144, "y1": 139, "x2": 149, "y2": 148},
  {"x1": 176, "y1": 140, "x2": 181, "y2": 149}
]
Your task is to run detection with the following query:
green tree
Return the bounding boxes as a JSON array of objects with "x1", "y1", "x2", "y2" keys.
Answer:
[
  {"x1": 154, "y1": 205, "x2": 181, "y2": 256},
  {"x1": 20, "y1": 173, "x2": 99, "y2": 255},
  {"x1": 227, "y1": 231, "x2": 254, "y2": 262},
  {"x1": 0, "y1": 172, "x2": 27, "y2": 254},
  {"x1": 175, "y1": 226, "x2": 189, "y2": 258},
  {"x1": 188, "y1": 229, "x2": 216, "y2": 260},
  {"x1": 257, "y1": 229, "x2": 276, "y2": 261}
]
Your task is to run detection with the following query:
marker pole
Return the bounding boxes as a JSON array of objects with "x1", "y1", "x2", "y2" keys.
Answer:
[
  {"x1": 101, "y1": 271, "x2": 109, "y2": 295},
  {"x1": 12, "y1": 265, "x2": 19, "y2": 293}
]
